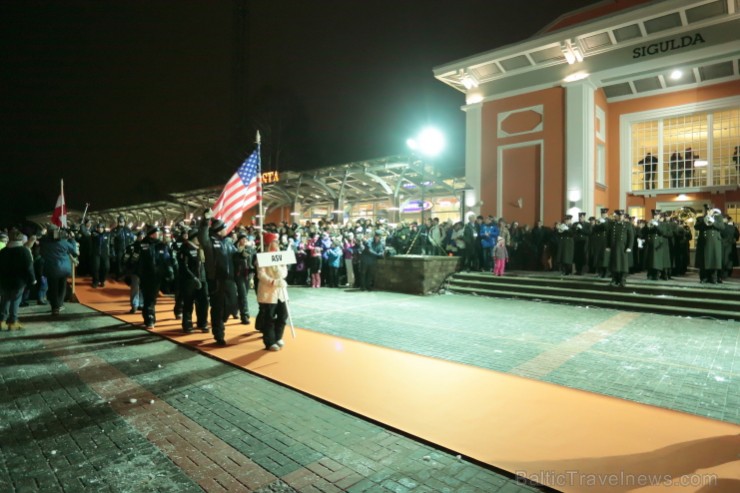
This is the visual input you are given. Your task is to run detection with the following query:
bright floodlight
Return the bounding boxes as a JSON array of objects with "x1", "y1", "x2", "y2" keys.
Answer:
[
  {"x1": 670, "y1": 69, "x2": 682, "y2": 80},
  {"x1": 408, "y1": 127, "x2": 445, "y2": 157}
]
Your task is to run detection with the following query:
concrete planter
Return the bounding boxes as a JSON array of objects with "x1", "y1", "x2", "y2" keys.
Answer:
[{"x1": 374, "y1": 255, "x2": 461, "y2": 295}]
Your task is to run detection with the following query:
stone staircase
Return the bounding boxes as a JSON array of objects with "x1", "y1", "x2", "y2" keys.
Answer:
[{"x1": 445, "y1": 271, "x2": 740, "y2": 321}]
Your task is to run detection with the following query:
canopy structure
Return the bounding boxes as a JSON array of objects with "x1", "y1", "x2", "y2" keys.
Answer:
[{"x1": 84, "y1": 155, "x2": 470, "y2": 226}]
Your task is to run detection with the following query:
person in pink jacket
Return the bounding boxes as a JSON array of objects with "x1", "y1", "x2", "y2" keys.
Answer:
[
  {"x1": 492, "y1": 236, "x2": 509, "y2": 276},
  {"x1": 256, "y1": 232, "x2": 289, "y2": 351}
]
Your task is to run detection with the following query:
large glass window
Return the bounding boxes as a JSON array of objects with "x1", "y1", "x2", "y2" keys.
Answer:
[
  {"x1": 631, "y1": 121, "x2": 659, "y2": 191},
  {"x1": 630, "y1": 106, "x2": 740, "y2": 191},
  {"x1": 713, "y1": 110, "x2": 740, "y2": 185}
]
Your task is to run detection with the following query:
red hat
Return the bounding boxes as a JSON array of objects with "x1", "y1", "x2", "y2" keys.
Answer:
[{"x1": 262, "y1": 232, "x2": 279, "y2": 245}]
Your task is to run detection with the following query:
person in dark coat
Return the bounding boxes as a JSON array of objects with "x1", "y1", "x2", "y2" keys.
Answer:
[
  {"x1": 110, "y1": 215, "x2": 134, "y2": 281},
  {"x1": 556, "y1": 215, "x2": 575, "y2": 275},
  {"x1": 638, "y1": 152, "x2": 658, "y2": 189},
  {"x1": 573, "y1": 212, "x2": 591, "y2": 275},
  {"x1": 122, "y1": 230, "x2": 145, "y2": 313},
  {"x1": 643, "y1": 210, "x2": 670, "y2": 281},
  {"x1": 359, "y1": 230, "x2": 385, "y2": 291},
  {"x1": 233, "y1": 233, "x2": 252, "y2": 325},
  {"x1": 672, "y1": 220, "x2": 692, "y2": 276},
  {"x1": 39, "y1": 226, "x2": 79, "y2": 316},
  {"x1": 77, "y1": 218, "x2": 93, "y2": 276},
  {"x1": 90, "y1": 223, "x2": 111, "y2": 287},
  {"x1": 606, "y1": 210, "x2": 634, "y2": 287},
  {"x1": 589, "y1": 209, "x2": 610, "y2": 278},
  {"x1": 198, "y1": 212, "x2": 238, "y2": 345},
  {"x1": 137, "y1": 226, "x2": 176, "y2": 329},
  {"x1": 0, "y1": 230, "x2": 36, "y2": 330},
  {"x1": 178, "y1": 228, "x2": 209, "y2": 333},
  {"x1": 720, "y1": 215, "x2": 737, "y2": 281},
  {"x1": 698, "y1": 208, "x2": 724, "y2": 284}
]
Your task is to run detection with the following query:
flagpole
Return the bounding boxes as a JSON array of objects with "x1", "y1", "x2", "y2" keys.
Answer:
[{"x1": 257, "y1": 131, "x2": 264, "y2": 253}]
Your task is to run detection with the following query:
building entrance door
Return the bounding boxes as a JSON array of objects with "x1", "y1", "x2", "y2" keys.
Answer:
[{"x1": 501, "y1": 144, "x2": 541, "y2": 226}]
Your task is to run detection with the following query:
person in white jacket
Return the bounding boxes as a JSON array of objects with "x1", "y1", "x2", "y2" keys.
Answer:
[{"x1": 257, "y1": 232, "x2": 289, "y2": 351}]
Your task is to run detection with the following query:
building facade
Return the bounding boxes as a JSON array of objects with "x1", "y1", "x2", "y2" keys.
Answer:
[{"x1": 434, "y1": 0, "x2": 740, "y2": 226}]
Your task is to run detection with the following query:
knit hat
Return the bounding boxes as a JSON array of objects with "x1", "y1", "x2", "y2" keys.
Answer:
[{"x1": 263, "y1": 232, "x2": 279, "y2": 245}]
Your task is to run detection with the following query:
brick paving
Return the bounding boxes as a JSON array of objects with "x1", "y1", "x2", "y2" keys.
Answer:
[
  {"x1": 1, "y1": 303, "x2": 539, "y2": 493},
  {"x1": 2, "y1": 278, "x2": 738, "y2": 492}
]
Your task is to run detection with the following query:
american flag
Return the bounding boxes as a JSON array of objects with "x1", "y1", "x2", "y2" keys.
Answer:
[{"x1": 211, "y1": 145, "x2": 262, "y2": 234}]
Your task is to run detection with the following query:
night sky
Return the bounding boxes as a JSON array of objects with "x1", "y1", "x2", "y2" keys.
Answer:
[{"x1": 0, "y1": 0, "x2": 604, "y2": 223}]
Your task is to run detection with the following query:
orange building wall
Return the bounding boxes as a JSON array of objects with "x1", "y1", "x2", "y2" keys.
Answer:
[
  {"x1": 481, "y1": 87, "x2": 565, "y2": 226},
  {"x1": 606, "y1": 80, "x2": 740, "y2": 212}
]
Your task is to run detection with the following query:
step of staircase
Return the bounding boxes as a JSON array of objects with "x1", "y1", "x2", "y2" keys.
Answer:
[{"x1": 446, "y1": 272, "x2": 740, "y2": 321}]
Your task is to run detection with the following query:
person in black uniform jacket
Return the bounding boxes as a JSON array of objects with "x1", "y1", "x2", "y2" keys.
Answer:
[
  {"x1": 90, "y1": 223, "x2": 111, "y2": 287},
  {"x1": 177, "y1": 228, "x2": 209, "y2": 333},
  {"x1": 137, "y1": 226, "x2": 175, "y2": 329},
  {"x1": 234, "y1": 233, "x2": 252, "y2": 325},
  {"x1": 198, "y1": 211, "x2": 238, "y2": 346},
  {"x1": 169, "y1": 227, "x2": 185, "y2": 320},
  {"x1": 111, "y1": 215, "x2": 133, "y2": 281},
  {"x1": 77, "y1": 218, "x2": 93, "y2": 276}
]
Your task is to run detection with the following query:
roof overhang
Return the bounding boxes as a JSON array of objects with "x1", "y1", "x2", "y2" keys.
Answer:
[{"x1": 434, "y1": 0, "x2": 740, "y2": 103}]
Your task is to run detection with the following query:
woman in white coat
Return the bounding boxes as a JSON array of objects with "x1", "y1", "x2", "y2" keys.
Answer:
[{"x1": 257, "y1": 232, "x2": 289, "y2": 351}]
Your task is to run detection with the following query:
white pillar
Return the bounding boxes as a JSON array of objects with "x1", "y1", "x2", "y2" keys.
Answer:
[
  {"x1": 564, "y1": 79, "x2": 596, "y2": 216},
  {"x1": 463, "y1": 102, "x2": 483, "y2": 214}
]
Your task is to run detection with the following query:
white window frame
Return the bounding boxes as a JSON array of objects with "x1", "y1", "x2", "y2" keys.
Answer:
[{"x1": 619, "y1": 95, "x2": 740, "y2": 210}]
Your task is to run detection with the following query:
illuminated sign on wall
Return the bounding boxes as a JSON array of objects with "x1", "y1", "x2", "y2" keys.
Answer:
[
  {"x1": 401, "y1": 200, "x2": 432, "y2": 213},
  {"x1": 262, "y1": 171, "x2": 280, "y2": 183}
]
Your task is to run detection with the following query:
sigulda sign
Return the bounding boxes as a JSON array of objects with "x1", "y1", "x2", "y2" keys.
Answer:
[{"x1": 632, "y1": 33, "x2": 705, "y2": 59}]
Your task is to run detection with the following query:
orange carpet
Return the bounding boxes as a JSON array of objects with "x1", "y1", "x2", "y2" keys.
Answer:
[{"x1": 76, "y1": 279, "x2": 740, "y2": 493}]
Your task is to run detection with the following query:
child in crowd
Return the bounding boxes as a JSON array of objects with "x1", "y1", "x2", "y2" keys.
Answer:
[{"x1": 492, "y1": 236, "x2": 508, "y2": 276}]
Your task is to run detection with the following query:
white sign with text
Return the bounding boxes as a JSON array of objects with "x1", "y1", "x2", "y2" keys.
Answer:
[{"x1": 256, "y1": 249, "x2": 297, "y2": 267}]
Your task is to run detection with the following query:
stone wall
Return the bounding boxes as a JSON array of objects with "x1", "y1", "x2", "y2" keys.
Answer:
[{"x1": 374, "y1": 255, "x2": 461, "y2": 295}]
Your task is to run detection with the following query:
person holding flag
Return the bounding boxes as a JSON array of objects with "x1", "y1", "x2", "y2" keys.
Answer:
[{"x1": 199, "y1": 133, "x2": 262, "y2": 345}]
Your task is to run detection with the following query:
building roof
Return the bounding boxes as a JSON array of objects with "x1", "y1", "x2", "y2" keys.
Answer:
[
  {"x1": 434, "y1": 0, "x2": 740, "y2": 103},
  {"x1": 79, "y1": 156, "x2": 469, "y2": 226}
]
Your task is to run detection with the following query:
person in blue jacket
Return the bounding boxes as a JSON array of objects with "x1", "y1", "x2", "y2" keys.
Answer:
[
  {"x1": 479, "y1": 216, "x2": 499, "y2": 272},
  {"x1": 39, "y1": 225, "x2": 79, "y2": 316}
]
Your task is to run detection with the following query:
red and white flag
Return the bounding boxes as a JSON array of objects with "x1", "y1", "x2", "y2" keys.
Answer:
[
  {"x1": 211, "y1": 137, "x2": 262, "y2": 234},
  {"x1": 51, "y1": 179, "x2": 67, "y2": 228}
]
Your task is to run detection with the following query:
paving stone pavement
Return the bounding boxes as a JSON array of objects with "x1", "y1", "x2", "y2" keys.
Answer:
[
  {"x1": 1, "y1": 303, "x2": 540, "y2": 493},
  {"x1": 284, "y1": 285, "x2": 740, "y2": 424},
  {"x1": 2, "y1": 281, "x2": 738, "y2": 492}
]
